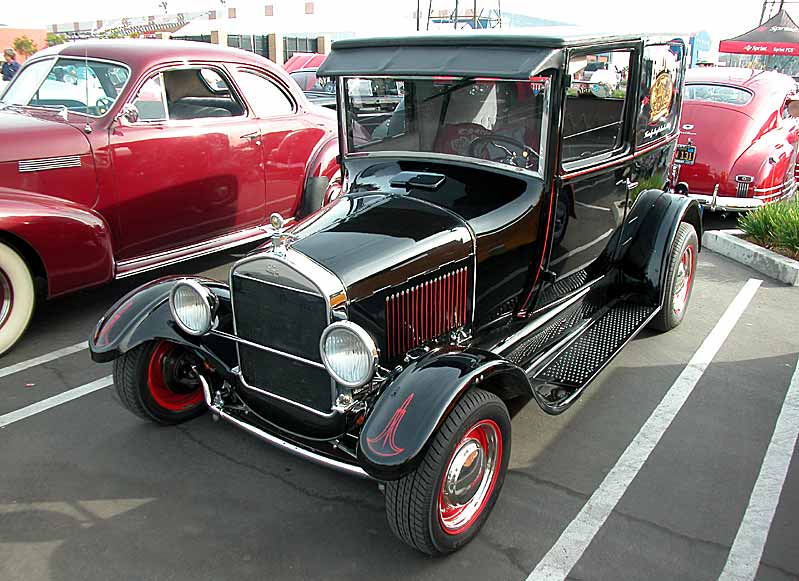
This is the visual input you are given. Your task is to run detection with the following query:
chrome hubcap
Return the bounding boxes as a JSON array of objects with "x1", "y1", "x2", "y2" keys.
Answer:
[
  {"x1": 438, "y1": 420, "x2": 502, "y2": 534},
  {"x1": 0, "y1": 268, "x2": 13, "y2": 330},
  {"x1": 673, "y1": 246, "x2": 694, "y2": 316}
]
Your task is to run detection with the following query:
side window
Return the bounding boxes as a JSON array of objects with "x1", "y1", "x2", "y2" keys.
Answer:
[
  {"x1": 161, "y1": 67, "x2": 244, "y2": 120},
  {"x1": 636, "y1": 42, "x2": 683, "y2": 146},
  {"x1": 133, "y1": 74, "x2": 167, "y2": 121},
  {"x1": 235, "y1": 70, "x2": 294, "y2": 117},
  {"x1": 562, "y1": 50, "x2": 631, "y2": 164}
]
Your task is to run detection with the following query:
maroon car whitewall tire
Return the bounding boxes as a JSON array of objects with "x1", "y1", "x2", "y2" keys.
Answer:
[{"x1": 0, "y1": 242, "x2": 36, "y2": 356}]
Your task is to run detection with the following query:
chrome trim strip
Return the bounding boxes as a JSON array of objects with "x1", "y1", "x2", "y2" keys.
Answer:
[
  {"x1": 211, "y1": 329, "x2": 326, "y2": 370},
  {"x1": 200, "y1": 377, "x2": 368, "y2": 478},
  {"x1": 115, "y1": 226, "x2": 272, "y2": 278},
  {"x1": 18, "y1": 155, "x2": 81, "y2": 173},
  {"x1": 491, "y1": 286, "x2": 592, "y2": 356},
  {"x1": 231, "y1": 271, "x2": 321, "y2": 297},
  {"x1": 753, "y1": 180, "x2": 793, "y2": 193}
]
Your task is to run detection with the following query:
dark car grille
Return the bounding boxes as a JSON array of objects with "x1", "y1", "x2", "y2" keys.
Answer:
[
  {"x1": 385, "y1": 266, "x2": 469, "y2": 357},
  {"x1": 232, "y1": 265, "x2": 333, "y2": 412}
]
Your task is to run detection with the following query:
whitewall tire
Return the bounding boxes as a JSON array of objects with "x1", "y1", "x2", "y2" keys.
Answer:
[{"x1": 0, "y1": 242, "x2": 36, "y2": 355}]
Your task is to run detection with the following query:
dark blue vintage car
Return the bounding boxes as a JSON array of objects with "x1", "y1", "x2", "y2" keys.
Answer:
[{"x1": 90, "y1": 30, "x2": 701, "y2": 555}]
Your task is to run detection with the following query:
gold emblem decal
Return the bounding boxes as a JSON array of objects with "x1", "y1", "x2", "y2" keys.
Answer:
[{"x1": 649, "y1": 71, "x2": 674, "y2": 123}]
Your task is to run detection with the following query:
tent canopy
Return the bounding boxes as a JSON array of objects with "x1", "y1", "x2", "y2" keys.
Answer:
[{"x1": 720, "y1": 10, "x2": 799, "y2": 56}]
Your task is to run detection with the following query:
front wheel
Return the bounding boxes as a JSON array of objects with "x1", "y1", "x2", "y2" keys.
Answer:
[
  {"x1": 113, "y1": 341, "x2": 207, "y2": 425},
  {"x1": 0, "y1": 242, "x2": 36, "y2": 356},
  {"x1": 649, "y1": 222, "x2": 698, "y2": 332},
  {"x1": 385, "y1": 388, "x2": 511, "y2": 555}
]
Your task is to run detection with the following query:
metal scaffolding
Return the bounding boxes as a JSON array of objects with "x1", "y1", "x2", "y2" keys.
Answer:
[{"x1": 424, "y1": 0, "x2": 503, "y2": 30}]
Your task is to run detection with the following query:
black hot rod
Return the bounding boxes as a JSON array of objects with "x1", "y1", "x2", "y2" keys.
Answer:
[{"x1": 90, "y1": 31, "x2": 701, "y2": 555}]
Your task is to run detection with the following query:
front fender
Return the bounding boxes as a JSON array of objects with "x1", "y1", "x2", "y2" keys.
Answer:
[
  {"x1": 0, "y1": 188, "x2": 114, "y2": 297},
  {"x1": 619, "y1": 189, "x2": 702, "y2": 304},
  {"x1": 359, "y1": 347, "x2": 531, "y2": 481},
  {"x1": 89, "y1": 276, "x2": 237, "y2": 374}
]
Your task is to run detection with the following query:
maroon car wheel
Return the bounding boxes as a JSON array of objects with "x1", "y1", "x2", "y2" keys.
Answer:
[
  {"x1": 650, "y1": 222, "x2": 698, "y2": 332},
  {"x1": 113, "y1": 340, "x2": 206, "y2": 425},
  {"x1": 385, "y1": 388, "x2": 510, "y2": 555},
  {"x1": 0, "y1": 242, "x2": 36, "y2": 356}
]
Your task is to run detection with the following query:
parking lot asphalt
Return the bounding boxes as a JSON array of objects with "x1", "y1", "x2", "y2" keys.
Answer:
[{"x1": 1, "y1": 248, "x2": 798, "y2": 581}]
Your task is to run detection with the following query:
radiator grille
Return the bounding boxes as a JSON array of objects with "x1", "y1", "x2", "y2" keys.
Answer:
[
  {"x1": 385, "y1": 266, "x2": 468, "y2": 357},
  {"x1": 736, "y1": 182, "x2": 750, "y2": 198}
]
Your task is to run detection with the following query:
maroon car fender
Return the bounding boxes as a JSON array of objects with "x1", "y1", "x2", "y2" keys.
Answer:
[
  {"x1": 298, "y1": 136, "x2": 340, "y2": 216},
  {"x1": 0, "y1": 188, "x2": 114, "y2": 297},
  {"x1": 732, "y1": 130, "x2": 796, "y2": 192}
]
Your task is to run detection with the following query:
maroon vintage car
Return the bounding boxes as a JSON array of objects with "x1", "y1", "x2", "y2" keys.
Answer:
[
  {"x1": 0, "y1": 39, "x2": 339, "y2": 354},
  {"x1": 674, "y1": 67, "x2": 799, "y2": 211}
]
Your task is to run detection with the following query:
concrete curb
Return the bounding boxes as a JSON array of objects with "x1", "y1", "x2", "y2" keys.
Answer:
[{"x1": 702, "y1": 229, "x2": 799, "y2": 286}]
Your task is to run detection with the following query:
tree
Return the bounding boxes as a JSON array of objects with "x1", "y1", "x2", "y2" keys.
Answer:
[
  {"x1": 46, "y1": 33, "x2": 67, "y2": 47},
  {"x1": 13, "y1": 36, "x2": 38, "y2": 58}
]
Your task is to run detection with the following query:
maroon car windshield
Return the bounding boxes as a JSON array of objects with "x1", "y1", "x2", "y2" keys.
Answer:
[{"x1": 342, "y1": 76, "x2": 551, "y2": 173}]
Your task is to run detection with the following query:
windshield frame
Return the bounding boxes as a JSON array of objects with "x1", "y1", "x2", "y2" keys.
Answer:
[
  {"x1": 1, "y1": 55, "x2": 132, "y2": 119},
  {"x1": 337, "y1": 75, "x2": 551, "y2": 178}
]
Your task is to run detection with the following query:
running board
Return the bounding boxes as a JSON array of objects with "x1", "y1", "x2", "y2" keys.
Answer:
[{"x1": 524, "y1": 300, "x2": 659, "y2": 414}]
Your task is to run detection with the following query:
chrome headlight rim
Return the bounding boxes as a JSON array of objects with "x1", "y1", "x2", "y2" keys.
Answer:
[
  {"x1": 169, "y1": 279, "x2": 217, "y2": 336},
  {"x1": 319, "y1": 320, "x2": 378, "y2": 389}
]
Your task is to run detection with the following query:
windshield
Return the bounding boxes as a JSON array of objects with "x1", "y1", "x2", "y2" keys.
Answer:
[
  {"x1": 343, "y1": 76, "x2": 551, "y2": 173},
  {"x1": 2, "y1": 57, "x2": 130, "y2": 117},
  {"x1": 684, "y1": 84, "x2": 753, "y2": 106}
]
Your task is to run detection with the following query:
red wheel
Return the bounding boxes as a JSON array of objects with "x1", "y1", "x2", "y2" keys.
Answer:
[
  {"x1": 113, "y1": 341, "x2": 206, "y2": 424},
  {"x1": 650, "y1": 222, "x2": 698, "y2": 332},
  {"x1": 385, "y1": 389, "x2": 510, "y2": 555}
]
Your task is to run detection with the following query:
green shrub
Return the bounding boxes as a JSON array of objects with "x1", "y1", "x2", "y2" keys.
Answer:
[{"x1": 738, "y1": 197, "x2": 799, "y2": 256}]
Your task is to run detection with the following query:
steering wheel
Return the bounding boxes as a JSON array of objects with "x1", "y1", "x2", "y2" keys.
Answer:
[
  {"x1": 96, "y1": 97, "x2": 114, "y2": 115},
  {"x1": 467, "y1": 135, "x2": 539, "y2": 168}
]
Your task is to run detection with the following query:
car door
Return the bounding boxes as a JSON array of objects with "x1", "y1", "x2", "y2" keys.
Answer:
[
  {"x1": 109, "y1": 65, "x2": 265, "y2": 261},
  {"x1": 233, "y1": 67, "x2": 331, "y2": 217},
  {"x1": 537, "y1": 46, "x2": 637, "y2": 309}
]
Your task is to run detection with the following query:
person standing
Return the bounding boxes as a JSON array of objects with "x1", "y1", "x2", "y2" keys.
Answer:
[{"x1": 2, "y1": 49, "x2": 20, "y2": 82}]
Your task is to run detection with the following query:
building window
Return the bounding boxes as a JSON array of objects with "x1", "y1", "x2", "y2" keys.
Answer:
[
  {"x1": 265, "y1": 4, "x2": 274, "y2": 16},
  {"x1": 228, "y1": 7, "x2": 237, "y2": 18},
  {"x1": 305, "y1": 2, "x2": 314, "y2": 14},
  {"x1": 209, "y1": 10, "x2": 216, "y2": 20}
]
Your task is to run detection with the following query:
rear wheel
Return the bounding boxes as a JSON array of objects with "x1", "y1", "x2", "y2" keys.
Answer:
[
  {"x1": 649, "y1": 222, "x2": 698, "y2": 332},
  {"x1": 0, "y1": 242, "x2": 36, "y2": 356},
  {"x1": 113, "y1": 340, "x2": 206, "y2": 425},
  {"x1": 385, "y1": 388, "x2": 510, "y2": 555}
]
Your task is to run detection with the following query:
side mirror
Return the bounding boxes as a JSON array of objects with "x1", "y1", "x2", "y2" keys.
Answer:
[{"x1": 117, "y1": 103, "x2": 139, "y2": 124}]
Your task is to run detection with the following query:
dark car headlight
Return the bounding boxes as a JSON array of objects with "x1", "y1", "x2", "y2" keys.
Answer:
[
  {"x1": 320, "y1": 321, "x2": 378, "y2": 388},
  {"x1": 169, "y1": 280, "x2": 217, "y2": 336}
]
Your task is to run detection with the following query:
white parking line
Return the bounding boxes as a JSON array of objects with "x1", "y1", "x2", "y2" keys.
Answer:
[
  {"x1": 0, "y1": 341, "x2": 89, "y2": 380},
  {"x1": 527, "y1": 278, "x2": 762, "y2": 581},
  {"x1": 0, "y1": 375, "x2": 112, "y2": 429},
  {"x1": 718, "y1": 356, "x2": 799, "y2": 581}
]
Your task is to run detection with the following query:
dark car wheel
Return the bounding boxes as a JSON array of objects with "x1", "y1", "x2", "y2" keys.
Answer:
[
  {"x1": 385, "y1": 388, "x2": 511, "y2": 555},
  {"x1": 113, "y1": 340, "x2": 206, "y2": 425},
  {"x1": 649, "y1": 222, "x2": 698, "y2": 332}
]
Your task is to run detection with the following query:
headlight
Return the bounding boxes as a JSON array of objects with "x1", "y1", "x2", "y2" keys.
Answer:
[
  {"x1": 169, "y1": 280, "x2": 217, "y2": 336},
  {"x1": 320, "y1": 321, "x2": 378, "y2": 388}
]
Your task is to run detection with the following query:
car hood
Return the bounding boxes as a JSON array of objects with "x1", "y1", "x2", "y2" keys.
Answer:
[
  {"x1": 289, "y1": 193, "x2": 474, "y2": 300},
  {"x1": 0, "y1": 108, "x2": 91, "y2": 163},
  {"x1": 677, "y1": 101, "x2": 760, "y2": 193}
]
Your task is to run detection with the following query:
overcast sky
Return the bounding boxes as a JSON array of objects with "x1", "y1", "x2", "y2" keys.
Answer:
[{"x1": 3, "y1": 0, "x2": 769, "y2": 44}]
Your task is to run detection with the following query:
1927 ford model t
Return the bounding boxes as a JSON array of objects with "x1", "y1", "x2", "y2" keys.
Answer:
[{"x1": 90, "y1": 31, "x2": 701, "y2": 555}]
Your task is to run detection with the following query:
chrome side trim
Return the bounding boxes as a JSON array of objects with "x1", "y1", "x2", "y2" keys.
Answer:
[
  {"x1": 490, "y1": 286, "x2": 592, "y2": 356},
  {"x1": 18, "y1": 155, "x2": 81, "y2": 173},
  {"x1": 200, "y1": 377, "x2": 369, "y2": 479},
  {"x1": 115, "y1": 226, "x2": 272, "y2": 279},
  {"x1": 210, "y1": 329, "x2": 326, "y2": 370}
]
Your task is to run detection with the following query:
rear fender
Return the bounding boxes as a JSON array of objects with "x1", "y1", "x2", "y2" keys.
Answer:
[
  {"x1": 299, "y1": 137, "x2": 340, "y2": 216},
  {"x1": 89, "y1": 276, "x2": 237, "y2": 374},
  {"x1": 0, "y1": 188, "x2": 114, "y2": 297},
  {"x1": 359, "y1": 347, "x2": 532, "y2": 481},
  {"x1": 618, "y1": 189, "x2": 702, "y2": 304}
]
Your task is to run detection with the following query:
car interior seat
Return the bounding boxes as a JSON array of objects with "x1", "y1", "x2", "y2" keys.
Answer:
[{"x1": 163, "y1": 69, "x2": 238, "y2": 120}]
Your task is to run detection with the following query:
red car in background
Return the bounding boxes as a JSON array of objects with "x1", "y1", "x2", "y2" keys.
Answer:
[
  {"x1": 674, "y1": 67, "x2": 799, "y2": 211},
  {"x1": 0, "y1": 40, "x2": 339, "y2": 354}
]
